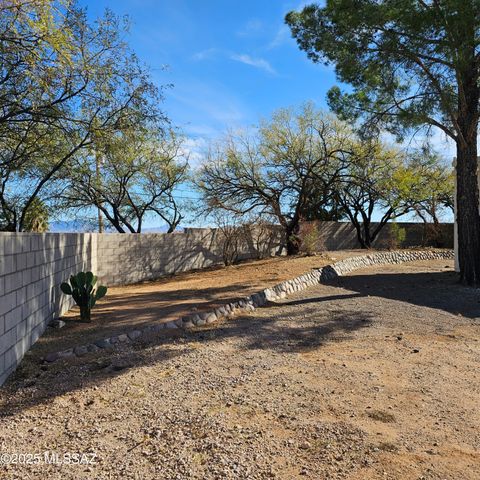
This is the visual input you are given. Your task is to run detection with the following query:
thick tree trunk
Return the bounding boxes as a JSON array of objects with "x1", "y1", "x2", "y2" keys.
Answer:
[
  {"x1": 456, "y1": 63, "x2": 480, "y2": 285},
  {"x1": 349, "y1": 216, "x2": 367, "y2": 249},
  {"x1": 363, "y1": 220, "x2": 372, "y2": 249},
  {"x1": 285, "y1": 222, "x2": 300, "y2": 255},
  {"x1": 456, "y1": 139, "x2": 480, "y2": 284},
  {"x1": 369, "y1": 215, "x2": 393, "y2": 248},
  {"x1": 286, "y1": 239, "x2": 299, "y2": 255}
]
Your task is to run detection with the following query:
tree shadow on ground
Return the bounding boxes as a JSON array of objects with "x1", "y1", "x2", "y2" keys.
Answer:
[
  {"x1": 325, "y1": 270, "x2": 480, "y2": 319},
  {"x1": 274, "y1": 293, "x2": 364, "y2": 307},
  {"x1": 0, "y1": 304, "x2": 372, "y2": 416},
  {"x1": 236, "y1": 308, "x2": 373, "y2": 353}
]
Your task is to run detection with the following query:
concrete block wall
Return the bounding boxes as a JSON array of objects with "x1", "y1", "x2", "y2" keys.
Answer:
[
  {"x1": 96, "y1": 229, "x2": 221, "y2": 286},
  {"x1": 96, "y1": 227, "x2": 284, "y2": 286},
  {"x1": 0, "y1": 233, "x2": 97, "y2": 385},
  {"x1": 0, "y1": 227, "x2": 281, "y2": 384},
  {"x1": 310, "y1": 221, "x2": 454, "y2": 251}
]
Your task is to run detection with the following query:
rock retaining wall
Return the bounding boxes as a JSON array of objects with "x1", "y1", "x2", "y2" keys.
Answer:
[{"x1": 42, "y1": 249, "x2": 454, "y2": 364}]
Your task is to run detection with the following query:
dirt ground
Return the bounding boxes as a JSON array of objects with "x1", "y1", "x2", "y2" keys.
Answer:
[
  {"x1": 1, "y1": 258, "x2": 479, "y2": 479},
  {"x1": 33, "y1": 252, "x2": 356, "y2": 356}
]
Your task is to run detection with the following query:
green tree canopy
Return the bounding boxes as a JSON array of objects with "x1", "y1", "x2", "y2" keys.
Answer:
[
  {"x1": 410, "y1": 148, "x2": 455, "y2": 224},
  {"x1": 59, "y1": 127, "x2": 188, "y2": 233},
  {"x1": 335, "y1": 138, "x2": 439, "y2": 248},
  {"x1": 0, "y1": 0, "x2": 165, "y2": 231},
  {"x1": 286, "y1": 1, "x2": 480, "y2": 283}
]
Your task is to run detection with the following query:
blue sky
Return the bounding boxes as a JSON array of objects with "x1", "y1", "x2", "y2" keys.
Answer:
[{"x1": 79, "y1": 0, "x2": 336, "y2": 160}]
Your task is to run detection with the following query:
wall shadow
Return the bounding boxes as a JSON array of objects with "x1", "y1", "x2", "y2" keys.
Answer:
[
  {"x1": 325, "y1": 270, "x2": 480, "y2": 319},
  {"x1": 271, "y1": 293, "x2": 364, "y2": 307},
  {"x1": 0, "y1": 304, "x2": 372, "y2": 416}
]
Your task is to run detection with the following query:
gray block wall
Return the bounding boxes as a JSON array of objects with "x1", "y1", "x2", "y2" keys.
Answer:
[
  {"x1": 313, "y1": 221, "x2": 454, "y2": 250},
  {"x1": 96, "y1": 227, "x2": 283, "y2": 286},
  {"x1": 0, "y1": 233, "x2": 97, "y2": 385},
  {"x1": 96, "y1": 229, "x2": 225, "y2": 286},
  {"x1": 0, "y1": 227, "x2": 281, "y2": 384}
]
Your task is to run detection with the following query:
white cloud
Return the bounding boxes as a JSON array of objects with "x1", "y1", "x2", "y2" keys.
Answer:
[
  {"x1": 191, "y1": 48, "x2": 218, "y2": 61},
  {"x1": 380, "y1": 127, "x2": 456, "y2": 167},
  {"x1": 267, "y1": 25, "x2": 291, "y2": 50},
  {"x1": 230, "y1": 53, "x2": 277, "y2": 75},
  {"x1": 184, "y1": 124, "x2": 220, "y2": 137},
  {"x1": 237, "y1": 18, "x2": 263, "y2": 37},
  {"x1": 168, "y1": 79, "x2": 251, "y2": 129},
  {"x1": 409, "y1": 128, "x2": 456, "y2": 160},
  {"x1": 191, "y1": 48, "x2": 277, "y2": 76},
  {"x1": 180, "y1": 137, "x2": 208, "y2": 167}
]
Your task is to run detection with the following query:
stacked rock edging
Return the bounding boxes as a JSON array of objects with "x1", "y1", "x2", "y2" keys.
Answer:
[{"x1": 43, "y1": 249, "x2": 454, "y2": 363}]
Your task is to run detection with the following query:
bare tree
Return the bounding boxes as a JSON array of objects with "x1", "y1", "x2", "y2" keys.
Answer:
[{"x1": 214, "y1": 214, "x2": 245, "y2": 266}]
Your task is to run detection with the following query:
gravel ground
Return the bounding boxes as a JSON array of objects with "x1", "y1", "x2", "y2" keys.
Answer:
[{"x1": 1, "y1": 259, "x2": 479, "y2": 479}]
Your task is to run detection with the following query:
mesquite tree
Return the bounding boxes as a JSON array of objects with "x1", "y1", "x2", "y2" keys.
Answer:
[
  {"x1": 410, "y1": 149, "x2": 455, "y2": 224},
  {"x1": 197, "y1": 104, "x2": 352, "y2": 255},
  {"x1": 287, "y1": 1, "x2": 480, "y2": 284},
  {"x1": 60, "y1": 128, "x2": 188, "y2": 233},
  {"x1": 0, "y1": 1, "x2": 164, "y2": 231},
  {"x1": 335, "y1": 139, "x2": 425, "y2": 248}
]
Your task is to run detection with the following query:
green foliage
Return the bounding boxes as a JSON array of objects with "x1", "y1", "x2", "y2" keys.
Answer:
[
  {"x1": 285, "y1": 1, "x2": 472, "y2": 141},
  {"x1": 60, "y1": 272, "x2": 108, "y2": 322},
  {"x1": 299, "y1": 222, "x2": 323, "y2": 256},
  {"x1": 61, "y1": 127, "x2": 188, "y2": 233},
  {"x1": 22, "y1": 198, "x2": 50, "y2": 232},
  {"x1": 198, "y1": 102, "x2": 448, "y2": 252},
  {"x1": 298, "y1": 184, "x2": 346, "y2": 221},
  {"x1": 286, "y1": 0, "x2": 480, "y2": 283},
  {"x1": 0, "y1": 0, "x2": 166, "y2": 232},
  {"x1": 388, "y1": 222, "x2": 407, "y2": 250},
  {"x1": 409, "y1": 148, "x2": 455, "y2": 224},
  {"x1": 335, "y1": 136, "x2": 414, "y2": 248},
  {"x1": 198, "y1": 103, "x2": 353, "y2": 255}
]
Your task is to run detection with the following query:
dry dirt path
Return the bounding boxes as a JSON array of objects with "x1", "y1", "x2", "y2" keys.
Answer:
[{"x1": 1, "y1": 258, "x2": 479, "y2": 479}]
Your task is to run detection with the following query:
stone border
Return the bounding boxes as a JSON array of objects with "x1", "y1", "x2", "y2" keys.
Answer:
[{"x1": 43, "y1": 249, "x2": 454, "y2": 363}]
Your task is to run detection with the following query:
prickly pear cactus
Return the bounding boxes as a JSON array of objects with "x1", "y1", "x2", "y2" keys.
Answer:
[{"x1": 60, "y1": 271, "x2": 108, "y2": 322}]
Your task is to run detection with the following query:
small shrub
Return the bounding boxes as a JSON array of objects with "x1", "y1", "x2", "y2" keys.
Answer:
[
  {"x1": 299, "y1": 221, "x2": 323, "y2": 255},
  {"x1": 217, "y1": 224, "x2": 242, "y2": 266},
  {"x1": 377, "y1": 441, "x2": 399, "y2": 453},
  {"x1": 250, "y1": 221, "x2": 279, "y2": 259},
  {"x1": 388, "y1": 222, "x2": 406, "y2": 249},
  {"x1": 423, "y1": 222, "x2": 446, "y2": 247},
  {"x1": 367, "y1": 409, "x2": 396, "y2": 423},
  {"x1": 60, "y1": 271, "x2": 107, "y2": 322}
]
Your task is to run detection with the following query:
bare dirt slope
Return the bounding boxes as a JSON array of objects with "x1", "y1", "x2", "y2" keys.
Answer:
[
  {"x1": 34, "y1": 252, "x2": 354, "y2": 356},
  {"x1": 1, "y1": 258, "x2": 479, "y2": 479}
]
